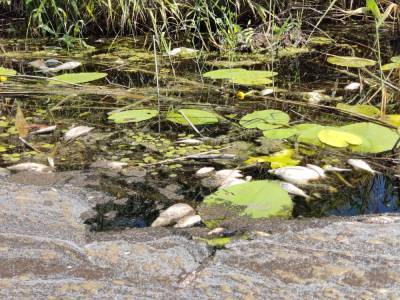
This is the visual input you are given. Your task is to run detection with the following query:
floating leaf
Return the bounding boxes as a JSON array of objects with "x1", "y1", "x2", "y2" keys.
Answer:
[
  {"x1": 167, "y1": 109, "x2": 219, "y2": 125},
  {"x1": 15, "y1": 104, "x2": 28, "y2": 138},
  {"x1": 49, "y1": 72, "x2": 107, "y2": 85},
  {"x1": 245, "y1": 149, "x2": 300, "y2": 169},
  {"x1": 308, "y1": 36, "x2": 333, "y2": 45},
  {"x1": 0, "y1": 67, "x2": 17, "y2": 76},
  {"x1": 240, "y1": 110, "x2": 290, "y2": 129},
  {"x1": 318, "y1": 129, "x2": 363, "y2": 148},
  {"x1": 263, "y1": 128, "x2": 298, "y2": 139},
  {"x1": 108, "y1": 109, "x2": 159, "y2": 124},
  {"x1": 327, "y1": 56, "x2": 376, "y2": 68},
  {"x1": 340, "y1": 122, "x2": 399, "y2": 153},
  {"x1": 381, "y1": 62, "x2": 400, "y2": 71},
  {"x1": 382, "y1": 114, "x2": 400, "y2": 127},
  {"x1": 391, "y1": 56, "x2": 400, "y2": 63},
  {"x1": 336, "y1": 103, "x2": 380, "y2": 117},
  {"x1": 296, "y1": 124, "x2": 326, "y2": 146},
  {"x1": 203, "y1": 68, "x2": 277, "y2": 86},
  {"x1": 198, "y1": 180, "x2": 293, "y2": 228}
]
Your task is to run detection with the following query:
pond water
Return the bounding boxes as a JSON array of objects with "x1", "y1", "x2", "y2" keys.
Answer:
[{"x1": 0, "y1": 35, "x2": 399, "y2": 228}]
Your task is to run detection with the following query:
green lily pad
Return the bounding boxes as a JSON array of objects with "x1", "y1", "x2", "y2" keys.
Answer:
[
  {"x1": 0, "y1": 67, "x2": 17, "y2": 76},
  {"x1": 317, "y1": 129, "x2": 363, "y2": 148},
  {"x1": 327, "y1": 56, "x2": 376, "y2": 68},
  {"x1": 381, "y1": 62, "x2": 400, "y2": 71},
  {"x1": 240, "y1": 110, "x2": 290, "y2": 129},
  {"x1": 203, "y1": 68, "x2": 277, "y2": 86},
  {"x1": 49, "y1": 72, "x2": 107, "y2": 85},
  {"x1": 391, "y1": 56, "x2": 400, "y2": 63},
  {"x1": 263, "y1": 128, "x2": 298, "y2": 139},
  {"x1": 167, "y1": 109, "x2": 219, "y2": 126},
  {"x1": 108, "y1": 109, "x2": 159, "y2": 124},
  {"x1": 296, "y1": 124, "x2": 326, "y2": 147},
  {"x1": 198, "y1": 180, "x2": 293, "y2": 228},
  {"x1": 336, "y1": 103, "x2": 381, "y2": 117},
  {"x1": 340, "y1": 122, "x2": 400, "y2": 153},
  {"x1": 382, "y1": 114, "x2": 400, "y2": 127}
]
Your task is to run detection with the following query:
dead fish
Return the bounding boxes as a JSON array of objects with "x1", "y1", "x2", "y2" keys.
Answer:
[
  {"x1": 31, "y1": 125, "x2": 57, "y2": 135},
  {"x1": 90, "y1": 160, "x2": 128, "y2": 170},
  {"x1": 269, "y1": 166, "x2": 325, "y2": 185},
  {"x1": 347, "y1": 159, "x2": 376, "y2": 174},
  {"x1": 46, "y1": 61, "x2": 82, "y2": 73},
  {"x1": 7, "y1": 162, "x2": 53, "y2": 173},
  {"x1": 260, "y1": 88, "x2": 274, "y2": 96},
  {"x1": 173, "y1": 215, "x2": 202, "y2": 228},
  {"x1": 279, "y1": 181, "x2": 310, "y2": 199},
  {"x1": 306, "y1": 164, "x2": 326, "y2": 177},
  {"x1": 176, "y1": 138, "x2": 203, "y2": 145},
  {"x1": 219, "y1": 178, "x2": 246, "y2": 189},
  {"x1": 166, "y1": 47, "x2": 198, "y2": 56},
  {"x1": 207, "y1": 227, "x2": 226, "y2": 236},
  {"x1": 195, "y1": 167, "x2": 215, "y2": 178},
  {"x1": 344, "y1": 82, "x2": 361, "y2": 91},
  {"x1": 64, "y1": 126, "x2": 94, "y2": 142},
  {"x1": 215, "y1": 169, "x2": 243, "y2": 180},
  {"x1": 151, "y1": 203, "x2": 195, "y2": 227}
]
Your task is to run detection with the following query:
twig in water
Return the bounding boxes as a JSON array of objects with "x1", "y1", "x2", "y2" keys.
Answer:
[
  {"x1": 153, "y1": 35, "x2": 161, "y2": 135},
  {"x1": 178, "y1": 109, "x2": 205, "y2": 138},
  {"x1": 19, "y1": 137, "x2": 42, "y2": 153},
  {"x1": 145, "y1": 146, "x2": 232, "y2": 166}
]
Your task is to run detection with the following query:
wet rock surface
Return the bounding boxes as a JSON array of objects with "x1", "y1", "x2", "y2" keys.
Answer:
[{"x1": 1, "y1": 172, "x2": 400, "y2": 298}]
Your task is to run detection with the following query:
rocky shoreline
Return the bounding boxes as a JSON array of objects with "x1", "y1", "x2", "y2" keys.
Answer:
[{"x1": 1, "y1": 170, "x2": 400, "y2": 298}]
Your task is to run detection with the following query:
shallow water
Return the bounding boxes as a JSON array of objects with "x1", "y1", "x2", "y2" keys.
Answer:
[{"x1": 0, "y1": 36, "x2": 399, "y2": 225}]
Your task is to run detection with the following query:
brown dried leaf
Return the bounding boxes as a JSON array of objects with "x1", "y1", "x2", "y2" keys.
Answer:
[{"x1": 15, "y1": 104, "x2": 28, "y2": 138}]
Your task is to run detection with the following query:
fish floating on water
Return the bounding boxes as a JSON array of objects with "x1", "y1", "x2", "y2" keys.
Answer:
[
  {"x1": 278, "y1": 181, "x2": 310, "y2": 199},
  {"x1": 269, "y1": 165, "x2": 325, "y2": 185},
  {"x1": 7, "y1": 162, "x2": 53, "y2": 173},
  {"x1": 64, "y1": 126, "x2": 94, "y2": 142},
  {"x1": 151, "y1": 203, "x2": 195, "y2": 227},
  {"x1": 347, "y1": 158, "x2": 376, "y2": 174}
]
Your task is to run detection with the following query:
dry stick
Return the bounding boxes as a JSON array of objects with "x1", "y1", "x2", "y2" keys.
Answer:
[
  {"x1": 18, "y1": 137, "x2": 42, "y2": 153},
  {"x1": 153, "y1": 35, "x2": 161, "y2": 135},
  {"x1": 178, "y1": 109, "x2": 205, "y2": 138},
  {"x1": 145, "y1": 146, "x2": 232, "y2": 166}
]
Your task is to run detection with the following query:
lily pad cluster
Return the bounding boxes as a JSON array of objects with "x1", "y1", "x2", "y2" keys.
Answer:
[
  {"x1": 203, "y1": 68, "x2": 277, "y2": 85},
  {"x1": 239, "y1": 109, "x2": 399, "y2": 153},
  {"x1": 108, "y1": 108, "x2": 219, "y2": 126}
]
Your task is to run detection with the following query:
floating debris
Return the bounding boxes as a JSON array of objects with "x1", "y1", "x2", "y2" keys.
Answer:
[
  {"x1": 151, "y1": 203, "x2": 195, "y2": 227},
  {"x1": 7, "y1": 162, "x2": 53, "y2": 173},
  {"x1": 347, "y1": 159, "x2": 376, "y2": 174},
  {"x1": 174, "y1": 215, "x2": 202, "y2": 228}
]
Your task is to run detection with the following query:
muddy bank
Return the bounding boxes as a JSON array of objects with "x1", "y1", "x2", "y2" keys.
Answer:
[{"x1": 1, "y1": 171, "x2": 400, "y2": 298}]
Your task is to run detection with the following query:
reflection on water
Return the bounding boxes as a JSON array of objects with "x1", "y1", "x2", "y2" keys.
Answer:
[{"x1": 328, "y1": 174, "x2": 399, "y2": 216}]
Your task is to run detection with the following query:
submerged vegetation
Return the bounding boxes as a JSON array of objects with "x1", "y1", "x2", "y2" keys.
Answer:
[{"x1": 1, "y1": 0, "x2": 400, "y2": 232}]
